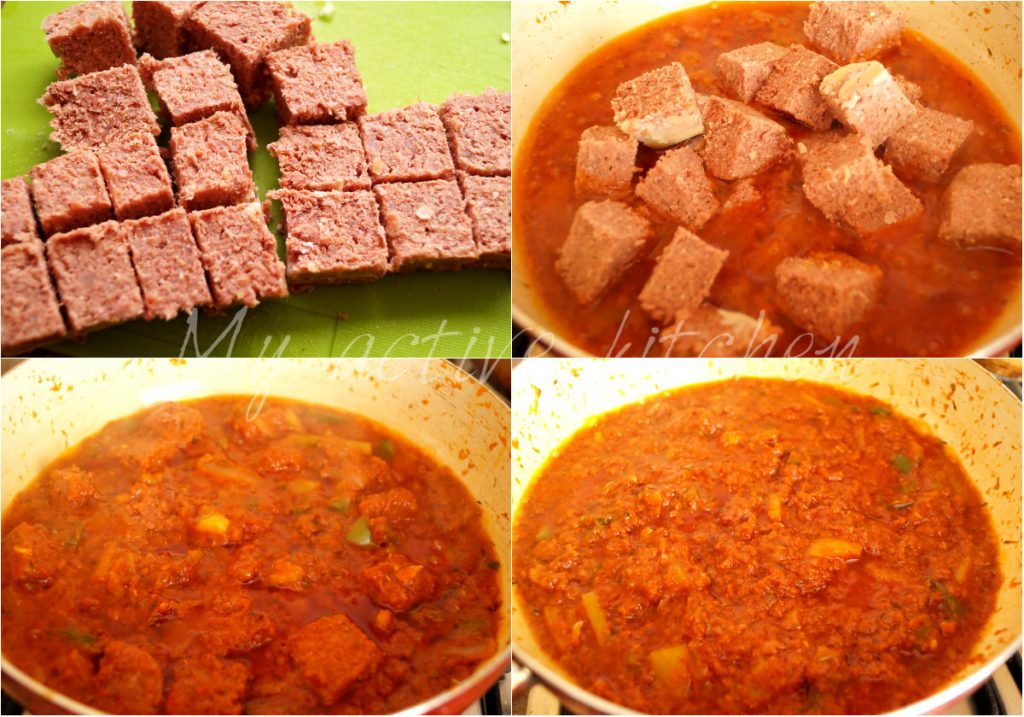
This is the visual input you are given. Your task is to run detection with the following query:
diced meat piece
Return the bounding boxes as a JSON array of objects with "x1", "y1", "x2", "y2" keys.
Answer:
[
  {"x1": 29, "y1": 150, "x2": 112, "y2": 237},
  {"x1": 636, "y1": 146, "x2": 719, "y2": 229},
  {"x1": 203, "y1": 599, "x2": 277, "y2": 654},
  {"x1": 701, "y1": 95, "x2": 792, "y2": 180},
  {"x1": 439, "y1": 88, "x2": 512, "y2": 176},
  {"x1": 123, "y1": 208, "x2": 213, "y2": 320},
  {"x1": 460, "y1": 174, "x2": 511, "y2": 269},
  {"x1": 938, "y1": 164, "x2": 1022, "y2": 249},
  {"x1": 575, "y1": 125, "x2": 638, "y2": 198},
  {"x1": 42, "y1": 2, "x2": 135, "y2": 78},
  {"x1": 319, "y1": 435, "x2": 390, "y2": 489},
  {"x1": 638, "y1": 227, "x2": 728, "y2": 323},
  {"x1": 801, "y1": 133, "x2": 922, "y2": 236},
  {"x1": 41, "y1": 64, "x2": 160, "y2": 152},
  {"x1": 722, "y1": 178, "x2": 762, "y2": 212},
  {"x1": 268, "y1": 124, "x2": 370, "y2": 191},
  {"x1": 289, "y1": 613, "x2": 383, "y2": 704},
  {"x1": 818, "y1": 61, "x2": 917, "y2": 146},
  {"x1": 612, "y1": 63, "x2": 703, "y2": 148},
  {"x1": 362, "y1": 553, "x2": 438, "y2": 612},
  {"x1": 185, "y1": 1, "x2": 313, "y2": 107},
  {"x1": 555, "y1": 200, "x2": 651, "y2": 305},
  {"x1": 132, "y1": 1, "x2": 200, "y2": 59},
  {"x1": 883, "y1": 107, "x2": 974, "y2": 182},
  {"x1": 170, "y1": 111, "x2": 255, "y2": 212},
  {"x1": 2, "y1": 177, "x2": 39, "y2": 246},
  {"x1": 188, "y1": 202, "x2": 289, "y2": 307},
  {"x1": 804, "y1": 1, "x2": 905, "y2": 63},
  {"x1": 662, "y1": 304, "x2": 781, "y2": 357},
  {"x1": 755, "y1": 45, "x2": 838, "y2": 131},
  {"x1": 46, "y1": 465, "x2": 97, "y2": 508},
  {"x1": 165, "y1": 656, "x2": 250, "y2": 715},
  {"x1": 716, "y1": 42, "x2": 788, "y2": 102},
  {"x1": 374, "y1": 179, "x2": 478, "y2": 271},
  {"x1": 140, "y1": 50, "x2": 255, "y2": 149},
  {"x1": 269, "y1": 189, "x2": 388, "y2": 284},
  {"x1": 3, "y1": 522, "x2": 62, "y2": 586},
  {"x1": 94, "y1": 641, "x2": 163, "y2": 714},
  {"x1": 97, "y1": 132, "x2": 175, "y2": 220},
  {"x1": 359, "y1": 103, "x2": 456, "y2": 183},
  {"x1": 266, "y1": 41, "x2": 367, "y2": 124},
  {"x1": 1, "y1": 242, "x2": 66, "y2": 355},
  {"x1": 358, "y1": 488, "x2": 418, "y2": 524},
  {"x1": 893, "y1": 74, "x2": 923, "y2": 102},
  {"x1": 775, "y1": 251, "x2": 883, "y2": 338},
  {"x1": 118, "y1": 402, "x2": 205, "y2": 470},
  {"x1": 46, "y1": 221, "x2": 145, "y2": 333}
]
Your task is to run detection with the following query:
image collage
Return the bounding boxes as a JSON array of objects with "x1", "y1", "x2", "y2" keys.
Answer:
[{"x1": 0, "y1": 1, "x2": 1021, "y2": 716}]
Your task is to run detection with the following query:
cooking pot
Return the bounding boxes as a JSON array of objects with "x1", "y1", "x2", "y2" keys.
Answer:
[
  {"x1": 1, "y1": 358, "x2": 511, "y2": 715},
  {"x1": 510, "y1": 0, "x2": 1023, "y2": 357},
  {"x1": 511, "y1": 358, "x2": 1022, "y2": 714}
]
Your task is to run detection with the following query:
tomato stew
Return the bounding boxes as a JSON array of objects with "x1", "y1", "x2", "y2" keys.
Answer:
[
  {"x1": 2, "y1": 397, "x2": 501, "y2": 714},
  {"x1": 514, "y1": 2, "x2": 1022, "y2": 356},
  {"x1": 513, "y1": 378, "x2": 1002, "y2": 713}
]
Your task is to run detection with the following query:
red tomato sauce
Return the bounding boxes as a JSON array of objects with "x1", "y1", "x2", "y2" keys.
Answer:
[
  {"x1": 514, "y1": 2, "x2": 1022, "y2": 356},
  {"x1": 513, "y1": 379, "x2": 1002, "y2": 713},
  {"x1": 2, "y1": 397, "x2": 500, "y2": 714}
]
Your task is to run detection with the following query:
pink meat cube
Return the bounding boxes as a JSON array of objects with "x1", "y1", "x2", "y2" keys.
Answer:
[
  {"x1": 612, "y1": 63, "x2": 703, "y2": 149},
  {"x1": 1, "y1": 242, "x2": 66, "y2": 355},
  {"x1": 374, "y1": 179, "x2": 478, "y2": 272},
  {"x1": 575, "y1": 125, "x2": 638, "y2": 198},
  {"x1": 439, "y1": 88, "x2": 512, "y2": 176},
  {"x1": 268, "y1": 124, "x2": 370, "y2": 191},
  {"x1": 359, "y1": 103, "x2": 455, "y2": 184},
  {"x1": 938, "y1": 164, "x2": 1022, "y2": 250},
  {"x1": 188, "y1": 202, "x2": 289, "y2": 308},
  {"x1": 132, "y1": 1, "x2": 200, "y2": 60},
  {"x1": 818, "y1": 61, "x2": 917, "y2": 146},
  {"x1": 775, "y1": 251, "x2": 883, "y2": 338},
  {"x1": 701, "y1": 95, "x2": 792, "y2": 180},
  {"x1": 123, "y1": 208, "x2": 213, "y2": 320},
  {"x1": 662, "y1": 305, "x2": 781, "y2": 358},
  {"x1": 716, "y1": 42, "x2": 787, "y2": 103},
  {"x1": 555, "y1": 200, "x2": 651, "y2": 305},
  {"x1": 269, "y1": 189, "x2": 389, "y2": 284},
  {"x1": 266, "y1": 41, "x2": 367, "y2": 124},
  {"x1": 97, "y1": 132, "x2": 175, "y2": 220},
  {"x1": 2, "y1": 177, "x2": 40, "y2": 246},
  {"x1": 755, "y1": 45, "x2": 838, "y2": 131},
  {"x1": 638, "y1": 227, "x2": 728, "y2": 323},
  {"x1": 801, "y1": 134, "x2": 922, "y2": 237},
  {"x1": 169, "y1": 111, "x2": 255, "y2": 211},
  {"x1": 804, "y1": 2, "x2": 906, "y2": 63},
  {"x1": 461, "y1": 174, "x2": 511, "y2": 269},
  {"x1": 42, "y1": 2, "x2": 136, "y2": 78},
  {"x1": 29, "y1": 150, "x2": 112, "y2": 237},
  {"x1": 46, "y1": 220, "x2": 145, "y2": 333},
  {"x1": 883, "y1": 107, "x2": 974, "y2": 182},
  {"x1": 636, "y1": 147, "x2": 719, "y2": 230}
]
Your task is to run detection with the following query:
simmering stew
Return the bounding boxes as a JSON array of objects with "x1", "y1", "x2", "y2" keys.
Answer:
[
  {"x1": 514, "y1": 379, "x2": 1002, "y2": 713},
  {"x1": 514, "y1": 2, "x2": 1022, "y2": 356},
  {"x1": 2, "y1": 397, "x2": 500, "y2": 714}
]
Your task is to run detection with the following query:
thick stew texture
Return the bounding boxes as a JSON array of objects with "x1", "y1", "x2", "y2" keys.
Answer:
[
  {"x1": 514, "y1": 379, "x2": 1002, "y2": 714},
  {"x1": 514, "y1": 2, "x2": 1022, "y2": 356},
  {"x1": 2, "y1": 397, "x2": 500, "y2": 714}
]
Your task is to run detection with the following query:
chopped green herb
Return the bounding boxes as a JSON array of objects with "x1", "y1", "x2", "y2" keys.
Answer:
[
  {"x1": 61, "y1": 627, "x2": 96, "y2": 646},
  {"x1": 891, "y1": 454, "x2": 914, "y2": 475},
  {"x1": 596, "y1": 516, "x2": 612, "y2": 526},
  {"x1": 346, "y1": 516, "x2": 373, "y2": 546},
  {"x1": 870, "y1": 406, "x2": 892, "y2": 416},
  {"x1": 487, "y1": 560, "x2": 500, "y2": 570},
  {"x1": 536, "y1": 525, "x2": 553, "y2": 541},
  {"x1": 889, "y1": 501, "x2": 915, "y2": 510},
  {"x1": 63, "y1": 521, "x2": 84, "y2": 548},
  {"x1": 929, "y1": 579, "x2": 965, "y2": 618},
  {"x1": 329, "y1": 499, "x2": 351, "y2": 514},
  {"x1": 373, "y1": 439, "x2": 394, "y2": 462},
  {"x1": 291, "y1": 505, "x2": 311, "y2": 516}
]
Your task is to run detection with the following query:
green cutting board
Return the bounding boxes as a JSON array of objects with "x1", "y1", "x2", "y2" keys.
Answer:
[{"x1": 1, "y1": 1, "x2": 511, "y2": 358}]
